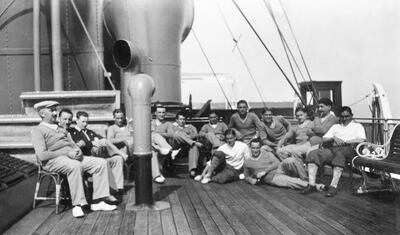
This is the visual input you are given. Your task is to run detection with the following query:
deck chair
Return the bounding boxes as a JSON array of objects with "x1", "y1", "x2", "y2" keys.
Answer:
[
  {"x1": 33, "y1": 155, "x2": 70, "y2": 214},
  {"x1": 352, "y1": 123, "x2": 400, "y2": 194}
]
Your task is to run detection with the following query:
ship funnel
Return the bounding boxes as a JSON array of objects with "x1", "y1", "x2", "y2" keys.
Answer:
[{"x1": 104, "y1": 0, "x2": 194, "y2": 104}]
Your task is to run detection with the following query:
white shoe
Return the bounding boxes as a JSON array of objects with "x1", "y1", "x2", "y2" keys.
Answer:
[
  {"x1": 153, "y1": 175, "x2": 166, "y2": 184},
  {"x1": 90, "y1": 201, "x2": 117, "y2": 211},
  {"x1": 194, "y1": 175, "x2": 203, "y2": 181},
  {"x1": 171, "y1": 149, "x2": 181, "y2": 160},
  {"x1": 201, "y1": 177, "x2": 211, "y2": 184},
  {"x1": 239, "y1": 173, "x2": 245, "y2": 180},
  {"x1": 72, "y1": 206, "x2": 84, "y2": 218},
  {"x1": 159, "y1": 147, "x2": 170, "y2": 155}
]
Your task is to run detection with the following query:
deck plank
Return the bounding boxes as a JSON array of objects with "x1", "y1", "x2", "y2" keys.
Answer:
[
  {"x1": 207, "y1": 183, "x2": 272, "y2": 234},
  {"x1": 160, "y1": 207, "x2": 178, "y2": 235},
  {"x1": 168, "y1": 180, "x2": 192, "y2": 235},
  {"x1": 75, "y1": 210, "x2": 100, "y2": 235},
  {"x1": 200, "y1": 183, "x2": 251, "y2": 235},
  {"x1": 133, "y1": 211, "x2": 148, "y2": 234},
  {"x1": 119, "y1": 185, "x2": 136, "y2": 235},
  {"x1": 32, "y1": 210, "x2": 68, "y2": 235},
  {"x1": 149, "y1": 211, "x2": 163, "y2": 235},
  {"x1": 262, "y1": 185, "x2": 353, "y2": 235},
  {"x1": 188, "y1": 180, "x2": 236, "y2": 235},
  {"x1": 182, "y1": 179, "x2": 221, "y2": 234},
  {"x1": 48, "y1": 211, "x2": 75, "y2": 235},
  {"x1": 172, "y1": 178, "x2": 204, "y2": 235},
  {"x1": 4, "y1": 207, "x2": 54, "y2": 235},
  {"x1": 89, "y1": 211, "x2": 112, "y2": 235}
]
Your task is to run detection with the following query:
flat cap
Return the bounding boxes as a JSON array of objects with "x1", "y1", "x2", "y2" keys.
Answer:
[{"x1": 34, "y1": 100, "x2": 59, "y2": 111}]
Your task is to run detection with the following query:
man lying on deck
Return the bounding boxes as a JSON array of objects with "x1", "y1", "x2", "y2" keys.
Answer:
[
  {"x1": 199, "y1": 129, "x2": 250, "y2": 184},
  {"x1": 31, "y1": 101, "x2": 116, "y2": 218},
  {"x1": 259, "y1": 108, "x2": 291, "y2": 152},
  {"x1": 244, "y1": 138, "x2": 325, "y2": 190},
  {"x1": 68, "y1": 111, "x2": 125, "y2": 201},
  {"x1": 302, "y1": 106, "x2": 366, "y2": 197},
  {"x1": 229, "y1": 100, "x2": 263, "y2": 144}
]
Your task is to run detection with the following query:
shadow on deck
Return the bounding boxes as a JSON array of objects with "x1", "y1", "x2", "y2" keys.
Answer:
[{"x1": 5, "y1": 175, "x2": 400, "y2": 235}]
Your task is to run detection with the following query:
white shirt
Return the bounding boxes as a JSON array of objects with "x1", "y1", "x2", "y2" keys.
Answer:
[
  {"x1": 324, "y1": 121, "x2": 366, "y2": 142},
  {"x1": 217, "y1": 141, "x2": 251, "y2": 169}
]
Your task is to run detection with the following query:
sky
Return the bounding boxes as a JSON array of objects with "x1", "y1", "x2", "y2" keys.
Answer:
[{"x1": 180, "y1": 0, "x2": 400, "y2": 118}]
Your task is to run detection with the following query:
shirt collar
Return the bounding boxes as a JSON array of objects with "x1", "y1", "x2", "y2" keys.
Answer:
[
  {"x1": 40, "y1": 121, "x2": 58, "y2": 130},
  {"x1": 75, "y1": 126, "x2": 84, "y2": 132}
]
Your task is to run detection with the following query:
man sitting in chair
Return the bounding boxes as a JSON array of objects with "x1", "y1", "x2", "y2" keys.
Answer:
[
  {"x1": 302, "y1": 106, "x2": 366, "y2": 197},
  {"x1": 259, "y1": 108, "x2": 291, "y2": 152},
  {"x1": 68, "y1": 111, "x2": 125, "y2": 199},
  {"x1": 31, "y1": 101, "x2": 116, "y2": 218}
]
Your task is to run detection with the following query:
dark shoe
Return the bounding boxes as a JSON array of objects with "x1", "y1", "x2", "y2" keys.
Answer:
[
  {"x1": 301, "y1": 185, "x2": 317, "y2": 195},
  {"x1": 325, "y1": 186, "x2": 338, "y2": 197},
  {"x1": 189, "y1": 168, "x2": 197, "y2": 179}
]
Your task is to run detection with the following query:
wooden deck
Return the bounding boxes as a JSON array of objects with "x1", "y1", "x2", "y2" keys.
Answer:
[{"x1": 5, "y1": 175, "x2": 400, "y2": 235}]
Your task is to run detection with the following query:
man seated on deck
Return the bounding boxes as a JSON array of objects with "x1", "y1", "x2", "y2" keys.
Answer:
[
  {"x1": 259, "y1": 108, "x2": 291, "y2": 152},
  {"x1": 244, "y1": 138, "x2": 325, "y2": 190},
  {"x1": 301, "y1": 106, "x2": 366, "y2": 197},
  {"x1": 68, "y1": 111, "x2": 125, "y2": 198},
  {"x1": 306, "y1": 98, "x2": 339, "y2": 154},
  {"x1": 107, "y1": 109, "x2": 178, "y2": 183},
  {"x1": 199, "y1": 111, "x2": 228, "y2": 151},
  {"x1": 229, "y1": 100, "x2": 263, "y2": 144},
  {"x1": 31, "y1": 101, "x2": 117, "y2": 218},
  {"x1": 168, "y1": 111, "x2": 203, "y2": 178},
  {"x1": 200, "y1": 129, "x2": 250, "y2": 184}
]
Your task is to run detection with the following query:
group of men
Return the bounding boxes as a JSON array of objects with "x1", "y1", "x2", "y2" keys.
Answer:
[
  {"x1": 192, "y1": 99, "x2": 366, "y2": 199},
  {"x1": 31, "y1": 97, "x2": 366, "y2": 218}
]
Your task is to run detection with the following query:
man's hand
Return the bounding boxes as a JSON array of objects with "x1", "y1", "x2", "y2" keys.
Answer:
[
  {"x1": 76, "y1": 140, "x2": 86, "y2": 147},
  {"x1": 333, "y1": 137, "x2": 346, "y2": 146},
  {"x1": 256, "y1": 171, "x2": 267, "y2": 179},
  {"x1": 194, "y1": 142, "x2": 203, "y2": 148},
  {"x1": 67, "y1": 149, "x2": 83, "y2": 161},
  {"x1": 92, "y1": 138, "x2": 107, "y2": 147}
]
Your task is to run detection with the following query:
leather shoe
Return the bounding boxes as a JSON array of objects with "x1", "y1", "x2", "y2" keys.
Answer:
[
  {"x1": 301, "y1": 185, "x2": 317, "y2": 195},
  {"x1": 325, "y1": 186, "x2": 338, "y2": 197}
]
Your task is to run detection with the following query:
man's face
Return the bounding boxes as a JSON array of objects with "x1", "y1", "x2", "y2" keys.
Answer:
[
  {"x1": 340, "y1": 110, "x2": 353, "y2": 126},
  {"x1": 40, "y1": 107, "x2": 58, "y2": 124},
  {"x1": 176, "y1": 115, "x2": 186, "y2": 127},
  {"x1": 155, "y1": 107, "x2": 166, "y2": 121},
  {"x1": 237, "y1": 102, "x2": 248, "y2": 116},
  {"x1": 76, "y1": 116, "x2": 89, "y2": 129},
  {"x1": 250, "y1": 142, "x2": 261, "y2": 158},
  {"x1": 263, "y1": 110, "x2": 273, "y2": 123},
  {"x1": 59, "y1": 112, "x2": 73, "y2": 129},
  {"x1": 295, "y1": 110, "x2": 307, "y2": 124},
  {"x1": 318, "y1": 103, "x2": 331, "y2": 117},
  {"x1": 114, "y1": 112, "x2": 125, "y2": 126},
  {"x1": 225, "y1": 133, "x2": 236, "y2": 147},
  {"x1": 209, "y1": 113, "x2": 218, "y2": 125}
]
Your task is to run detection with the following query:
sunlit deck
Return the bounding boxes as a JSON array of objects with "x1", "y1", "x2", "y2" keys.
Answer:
[{"x1": 4, "y1": 174, "x2": 400, "y2": 235}]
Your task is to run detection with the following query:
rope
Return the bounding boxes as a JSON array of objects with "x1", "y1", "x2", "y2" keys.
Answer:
[
  {"x1": 231, "y1": 0, "x2": 306, "y2": 106},
  {"x1": 263, "y1": 0, "x2": 299, "y2": 90},
  {"x1": 215, "y1": 0, "x2": 267, "y2": 108},
  {"x1": 277, "y1": 0, "x2": 319, "y2": 101},
  {"x1": 348, "y1": 93, "x2": 370, "y2": 107},
  {"x1": 0, "y1": 0, "x2": 15, "y2": 19},
  {"x1": 192, "y1": 29, "x2": 233, "y2": 110},
  {"x1": 69, "y1": 0, "x2": 115, "y2": 90}
]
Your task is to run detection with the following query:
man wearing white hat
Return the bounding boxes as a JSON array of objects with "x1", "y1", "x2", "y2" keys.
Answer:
[{"x1": 31, "y1": 101, "x2": 117, "y2": 218}]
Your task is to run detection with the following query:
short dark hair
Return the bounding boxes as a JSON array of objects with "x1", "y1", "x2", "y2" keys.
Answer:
[
  {"x1": 340, "y1": 106, "x2": 353, "y2": 115},
  {"x1": 318, "y1": 98, "x2": 333, "y2": 107},
  {"x1": 237, "y1": 100, "x2": 248, "y2": 107},
  {"x1": 176, "y1": 111, "x2": 186, "y2": 120},
  {"x1": 249, "y1": 138, "x2": 262, "y2": 146},
  {"x1": 113, "y1": 108, "x2": 124, "y2": 117},
  {"x1": 59, "y1": 108, "x2": 73, "y2": 117},
  {"x1": 263, "y1": 107, "x2": 272, "y2": 114},
  {"x1": 224, "y1": 128, "x2": 236, "y2": 137},
  {"x1": 154, "y1": 103, "x2": 165, "y2": 112},
  {"x1": 209, "y1": 111, "x2": 218, "y2": 117},
  {"x1": 76, "y1": 111, "x2": 89, "y2": 119}
]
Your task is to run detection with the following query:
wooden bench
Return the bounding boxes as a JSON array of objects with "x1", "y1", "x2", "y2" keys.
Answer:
[{"x1": 352, "y1": 123, "x2": 400, "y2": 194}]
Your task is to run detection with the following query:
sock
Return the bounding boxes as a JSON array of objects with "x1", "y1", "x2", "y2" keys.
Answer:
[
  {"x1": 330, "y1": 167, "x2": 343, "y2": 188},
  {"x1": 308, "y1": 163, "x2": 318, "y2": 186}
]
